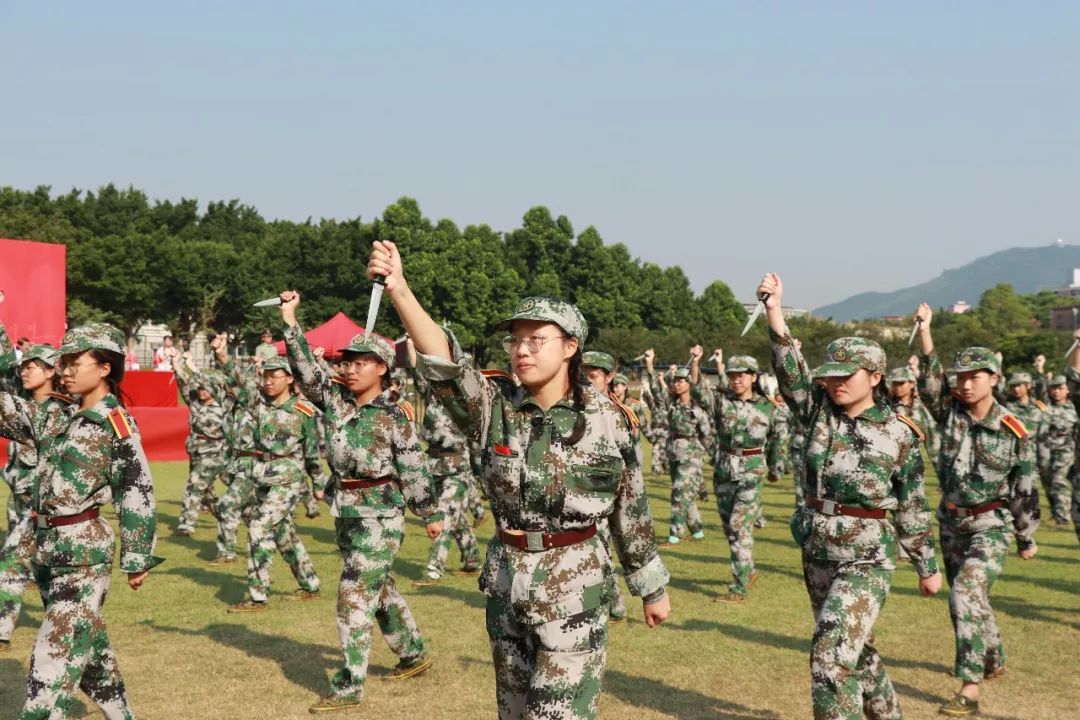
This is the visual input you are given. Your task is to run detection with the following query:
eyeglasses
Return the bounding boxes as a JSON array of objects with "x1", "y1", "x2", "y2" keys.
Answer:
[
  {"x1": 501, "y1": 334, "x2": 569, "y2": 354},
  {"x1": 340, "y1": 358, "x2": 378, "y2": 372},
  {"x1": 59, "y1": 361, "x2": 101, "y2": 376}
]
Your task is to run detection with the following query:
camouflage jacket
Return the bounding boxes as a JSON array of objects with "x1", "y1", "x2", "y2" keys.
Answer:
[
  {"x1": 918, "y1": 353, "x2": 1040, "y2": 550},
  {"x1": 285, "y1": 326, "x2": 440, "y2": 521},
  {"x1": 891, "y1": 396, "x2": 941, "y2": 456},
  {"x1": 3, "y1": 393, "x2": 78, "y2": 498},
  {"x1": 417, "y1": 336, "x2": 669, "y2": 624},
  {"x1": 0, "y1": 392, "x2": 164, "y2": 572},
  {"x1": 408, "y1": 364, "x2": 471, "y2": 475},
  {"x1": 647, "y1": 371, "x2": 711, "y2": 462},
  {"x1": 227, "y1": 357, "x2": 327, "y2": 492},
  {"x1": 1038, "y1": 400, "x2": 1078, "y2": 469},
  {"x1": 641, "y1": 380, "x2": 669, "y2": 440},
  {"x1": 624, "y1": 395, "x2": 650, "y2": 441},
  {"x1": 772, "y1": 330, "x2": 938, "y2": 577},
  {"x1": 691, "y1": 383, "x2": 781, "y2": 480},
  {"x1": 174, "y1": 361, "x2": 228, "y2": 459},
  {"x1": 222, "y1": 359, "x2": 258, "y2": 457}
]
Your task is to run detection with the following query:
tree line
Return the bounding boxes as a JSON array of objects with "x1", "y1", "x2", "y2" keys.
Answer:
[{"x1": 1, "y1": 184, "x2": 1074, "y2": 374}]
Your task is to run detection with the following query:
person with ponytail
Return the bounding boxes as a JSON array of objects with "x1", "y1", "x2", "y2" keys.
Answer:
[
  {"x1": 368, "y1": 241, "x2": 669, "y2": 720},
  {"x1": 0, "y1": 318, "x2": 163, "y2": 719}
]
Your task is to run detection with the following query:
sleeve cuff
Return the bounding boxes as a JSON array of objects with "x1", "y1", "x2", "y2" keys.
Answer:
[
  {"x1": 912, "y1": 554, "x2": 939, "y2": 579},
  {"x1": 425, "y1": 512, "x2": 445, "y2": 524},
  {"x1": 121, "y1": 552, "x2": 165, "y2": 573},
  {"x1": 768, "y1": 327, "x2": 792, "y2": 345},
  {"x1": 623, "y1": 553, "x2": 670, "y2": 597}
]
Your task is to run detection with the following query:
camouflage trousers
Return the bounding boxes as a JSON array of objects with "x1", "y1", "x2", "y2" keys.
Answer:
[
  {"x1": 0, "y1": 512, "x2": 35, "y2": 642},
  {"x1": 649, "y1": 432, "x2": 669, "y2": 475},
  {"x1": 597, "y1": 519, "x2": 626, "y2": 619},
  {"x1": 715, "y1": 479, "x2": 761, "y2": 595},
  {"x1": 1042, "y1": 462, "x2": 1072, "y2": 522},
  {"x1": 803, "y1": 556, "x2": 900, "y2": 720},
  {"x1": 1072, "y1": 473, "x2": 1080, "y2": 543},
  {"x1": 940, "y1": 525, "x2": 1010, "y2": 682},
  {"x1": 329, "y1": 515, "x2": 427, "y2": 698},
  {"x1": 486, "y1": 598, "x2": 608, "y2": 720},
  {"x1": 177, "y1": 452, "x2": 226, "y2": 532},
  {"x1": 668, "y1": 459, "x2": 704, "y2": 537},
  {"x1": 215, "y1": 465, "x2": 256, "y2": 559},
  {"x1": 426, "y1": 471, "x2": 480, "y2": 577},
  {"x1": 298, "y1": 480, "x2": 320, "y2": 518},
  {"x1": 793, "y1": 458, "x2": 807, "y2": 509},
  {"x1": 19, "y1": 563, "x2": 133, "y2": 720},
  {"x1": 246, "y1": 482, "x2": 320, "y2": 603}
]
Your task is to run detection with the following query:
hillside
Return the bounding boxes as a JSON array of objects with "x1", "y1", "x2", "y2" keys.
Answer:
[{"x1": 814, "y1": 244, "x2": 1080, "y2": 321}]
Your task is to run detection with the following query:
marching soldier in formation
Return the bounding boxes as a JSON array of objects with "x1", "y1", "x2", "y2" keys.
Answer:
[
  {"x1": 173, "y1": 351, "x2": 229, "y2": 537},
  {"x1": 644, "y1": 350, "x2": 711, "y2": 546},
  {"x1": 1038, "y1": 375, "x2": 1077, "y2": 526},
  {"x1": 641, "y1": 367, "x2": 670, "y2": 476},
  {"x1": 914, "y1": 304, "x2": 1039, "y2": 718},
  {"x1": 370, "y1": 240, "x2": 669, "y2": 720},
  {"x1": 762, "y1": 274, "x2": 941, "y2": 720}
]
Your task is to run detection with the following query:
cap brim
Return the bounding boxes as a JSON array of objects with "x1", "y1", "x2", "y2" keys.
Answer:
[
  {"x1": 812, "y1": 362, "x2": 861, "y2": 378},
  {"x1": 949, "y1": 364, "x2": 997, "y2": 375}
]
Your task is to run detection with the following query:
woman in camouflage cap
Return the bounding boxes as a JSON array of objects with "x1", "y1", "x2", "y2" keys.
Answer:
[
  {"x1": 0, "y1": 319, "x2": 163, "y2": 719},
  {"x1": 369, "y1": 241, "x2": 670, "y2": 720},
  {"x1": 277, "y1": 291, "x2": 444, "y2": 714},
  {"x1": 759, "y1": 274, "x2": 941, "y2": 720}
]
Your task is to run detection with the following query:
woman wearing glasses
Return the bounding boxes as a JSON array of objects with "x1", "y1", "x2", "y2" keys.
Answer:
[
  {"x1": 368, "y1": 241, "x2": 670, "y2": 720},
  {"x1": 0, "y1": 317, "x2": 163, "y2": 719},
  {"x1": 277, "y1": 292, "x2": 444, "y2": 714}
]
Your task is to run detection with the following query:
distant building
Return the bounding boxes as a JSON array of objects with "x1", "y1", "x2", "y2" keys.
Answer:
[
  {"x1": 1053, "y1": 268, "x2": 1080, "y2": 298},
  {"x1": 743, "y1": 303, "x2": 808, "y2": 320},
  {"x1": 1051, "y1": 306, "x2": 1080, "y2": 332},
  {"x1": 949, "y1": 301, "x2": 971, "y2": 314}
]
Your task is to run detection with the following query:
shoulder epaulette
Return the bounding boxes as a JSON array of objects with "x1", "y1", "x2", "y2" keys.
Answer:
[
  {"x1": 397, "y1": 400, "x2": 416, "y2": 421},
  {"x1": 895, "y1": 413, "x2": 926, "y2": 443},
  {"x1": 1034, "y1": 400, "x2": 1048, "y2": 413},
  {"x1": 481, "y1": 369, "x2": 514, "y2": 382},
  {"x1": 607, "y1": 393, "x2": 640, "y2": 430},
  {"x1": 1000, "y1": 413, "x2": 1028, "y2": 440},
  {"x1": 45, "y1": 392, "x2": 77, "y2": 405},
  {"x1": 107, "y1": 408, "x2": 134, "y2": 440},
  {"x1": 293, "y1": 400, "x2": 316, "y2": 418},
  {"x1": 768, "y1": 396, "x2": 784, "y2": 409}
]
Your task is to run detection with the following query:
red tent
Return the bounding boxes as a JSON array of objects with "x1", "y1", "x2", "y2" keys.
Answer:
[{"x1": 272, "y1": 312, "x2": 394, "y2": 359}]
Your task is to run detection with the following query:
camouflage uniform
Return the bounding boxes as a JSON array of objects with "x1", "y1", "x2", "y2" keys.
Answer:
[
  {"x1": 1038, "y1": 375, "x2": 1077, "y2": 524},
  {"x1": 0, "y1": 343, "x2": 74, "y2": 649},
  {"x1": 888, "y1": 367, "x2": 941, "y2": 462},
  {"x1": 773, "y1": 333, "x2": 937, "y2": 720},
  {"x1": 649, "y1": 367, "x2": 711, "y2": 541},
  {"x1": 919, "y1": 348, "x2": 1040, "y2": 683},
  {"x1": 789, "y1": 417, "x2": 809, "y2": 509},
  {"x1": 232, "y1": 356, "x2": 325, "y2": 604},
  {"x1": 1, "y1": 323, "x2": 164, "y2": 720},
  {"x1": 213, "y1": 360, "x2": 260, "y2": 561},
  {"x1": 416, "y1": 298, "x2": 669, "y2": 720},
  {"x1": 285, "y1": 328, "x2": 442, "y2": 705},
  {"x1": 1059, "y1": 368, "x2": 1080, "y2": 540},
  {"x1": 407, "y1": 363, "x2": 480, "y2": 578},
  {"x1": 174, "y1": 360, "x2": 228, "y2": 533},
  {"x1": 693, "y1": 355, "x2": 781, "y2": 597},
  {"x1": 641, "y1": 378, "x2": 669, "y2": 476}
]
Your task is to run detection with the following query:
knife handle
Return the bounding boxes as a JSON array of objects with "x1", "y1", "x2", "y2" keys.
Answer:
[
  {"x1": 757, "y1": 292, "x2": 770, "y2": 304},
  {"x1": 373, "y1": 275, "x2": 386, "y2": 286}
]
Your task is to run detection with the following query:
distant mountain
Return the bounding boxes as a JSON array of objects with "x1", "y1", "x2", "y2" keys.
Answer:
[{"x1": 814, "y1": 244, "x2": 1080, "y2": 322}]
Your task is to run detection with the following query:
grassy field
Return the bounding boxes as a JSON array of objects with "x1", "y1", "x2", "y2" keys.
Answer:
[{"x1": 0, "y1": 451, "x2": 1077, "y2": 719}]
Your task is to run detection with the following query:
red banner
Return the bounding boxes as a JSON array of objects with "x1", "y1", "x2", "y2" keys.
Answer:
[
  {"x1": 0, "y1": 238, "x2": 67, "y2": 346},
  {"x1": 121, "y1": 371, "x2": 179, "y2": 408}
]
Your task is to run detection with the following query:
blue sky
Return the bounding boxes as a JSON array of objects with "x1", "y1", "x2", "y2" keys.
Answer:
[{"x1": 2, "y1": 2, "x2": 1077, "y2": 309}]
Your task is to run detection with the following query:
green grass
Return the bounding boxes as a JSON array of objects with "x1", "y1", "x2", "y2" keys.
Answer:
[{"x1": 1, "y1": 450, "x2": 1077, "y2": 719}]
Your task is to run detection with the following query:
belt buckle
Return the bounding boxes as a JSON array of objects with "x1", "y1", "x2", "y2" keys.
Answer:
[
  {"x1": 35, "y1": 513, "x2": 49, "y2": 530},
  {"x1": 524, "y1": 531, "x2": 546, "y2": 552},
  {"x1": 820, "y1": 499, "x2": 838, "y2": 516},
  {"x1": 955, "y1": 506, "x2": 970, "y2": 518}
]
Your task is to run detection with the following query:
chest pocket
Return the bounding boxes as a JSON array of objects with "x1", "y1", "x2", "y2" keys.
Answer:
[
  {"x1": 565, "y1": 462, "x2": 621, "y2": 497},
  {"x1": 974, "y1": 431, "x2": 1012, "y2": 472}
]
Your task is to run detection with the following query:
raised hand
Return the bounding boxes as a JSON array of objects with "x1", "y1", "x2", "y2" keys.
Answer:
[
  {"x1": 368, "y1": 241, "x2": 406, "y2": 294},
  {"x1": 280, "y1": 290, "x2": 300, "y2": 327}
]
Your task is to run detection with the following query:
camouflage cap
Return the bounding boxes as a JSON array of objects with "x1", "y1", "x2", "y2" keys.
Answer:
[
  {"x1": 725, "y1": 355, "x2": 759, "y2": 374},
  {"x1": 59, "y1": 323, "x2": 126, "y2": 356},
  {"x1": 582, "y1": 350, "x2": 615, "y2": 373},
  {"x1": 612, "y1": 373, "x2": 629, "y2": 386},
  {"x1": 1007, "y1": 371, "x2": 1033, "y2": 387},
  {"x1": 670, "y1": 367, "x2": 691, "y2": 381},
  {"x1": 888, "y1": 367, "x2": 916, "y2": 384},
  {"x1": 950, "y1": 346, "x2": 1000, "y2": 374},
  {"x1": 812, "y1": 337, "x2": 886, "y2": 378},
  {"x1": 21, "y1": 344, "x2": 59, "y2": 367},
  {"x1": 1049, "y1": 374, "x2": 1067, "y2": 387},
  {"x1": 342, "y1": 333, "x2": 395, "y2": 367},
  {"x1": 495, "y1": 296, "x2": 588, "y2": 343},
  {"x1": 261, "y1": 356, "x2": 293, "y2": 375}
]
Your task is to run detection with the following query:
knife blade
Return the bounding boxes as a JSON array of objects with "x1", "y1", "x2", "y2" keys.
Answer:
[
  {"x1": 741, "y1": 294, "x2": 769, "y2": 337},
  {"x1": 364, "y1": 276, "x2": 386, "y2": 339},
  {"x1": 252, "y1": 296, "x2": 282, "y2": 307},
  {"x1": 907, "y1": 319, "x2": 921, "y2": 347}
]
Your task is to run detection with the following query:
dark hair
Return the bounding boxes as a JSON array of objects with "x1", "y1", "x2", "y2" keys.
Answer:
[
  {"x1": 23, "y1": 359, "x2": 62, "y2": 392},
  {"x1": 89, "y1": 349, "x2": 128, "y2": 406}
]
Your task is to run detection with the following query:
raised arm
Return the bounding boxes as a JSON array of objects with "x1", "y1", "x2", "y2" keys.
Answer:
[
  {"x1": 368, "y1": 241, "x2": 449, "y2": 361},
  {"x1": 760, "y1": 274, "x2": 816, "y2": 426},
  {"x1": 913, "y1": 304, "x2": 947, "y2": 423},
  {"x1": 279, "y1": 292, "x2": 333, "y2": 410}
]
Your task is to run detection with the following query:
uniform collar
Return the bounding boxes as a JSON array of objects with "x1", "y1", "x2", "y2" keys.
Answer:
[
  {"x1": 964, "y1": 400, "x2": 1005, "y2": 430},
  {"x1": 76, "y1": 393, "x2": 119, "y2": 425}
]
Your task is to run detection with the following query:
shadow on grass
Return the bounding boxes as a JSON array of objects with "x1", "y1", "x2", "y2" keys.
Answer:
[
  {"x1": 605, "y1": 669, "x2": 782, "y2": 720},
  {"x1": 1001, "y1": 574, "x2": 1080, "y2": 597},
  {"x1": 889, "y1": 656, "x2": 951, "y2": 675},
  {"x1": 141, "y1": 620, "x2": 338, "y2": 694},
  {"x1": 0, "y1": 658, "x2": 25, "y2": 717},
  {"x1": 992, "y1": 595, "x2": 1080, "y2": 631},
  {"x1": 668, "y1": 618, "x2": 807, "y2": 655},
  {"x1": 160, "y1": 566, "x2": 249, "y2": 605}
]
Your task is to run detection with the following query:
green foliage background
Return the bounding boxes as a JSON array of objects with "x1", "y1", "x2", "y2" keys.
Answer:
[{"x1": 2, "y1": 185, "x2": 1076, "y2": 372}]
